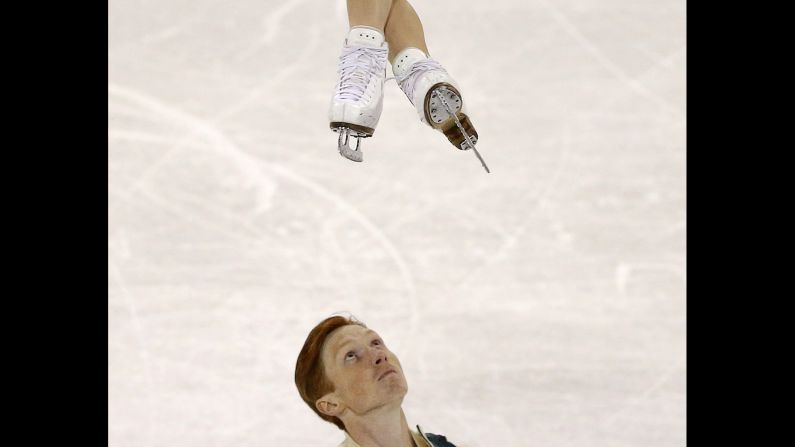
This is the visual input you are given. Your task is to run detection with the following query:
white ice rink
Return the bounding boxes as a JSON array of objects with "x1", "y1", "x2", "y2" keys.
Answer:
[{"x1": 108, "y1": 0, "x2": 686, "y2": 445}]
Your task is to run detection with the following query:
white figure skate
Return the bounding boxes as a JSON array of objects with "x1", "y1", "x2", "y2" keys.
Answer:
[
  {"x1": 328, "y1": 26, "x2": 389, "y2": 162},
  {"x1": 392, "y1": 47, "x2": 489, "y2": 172}
]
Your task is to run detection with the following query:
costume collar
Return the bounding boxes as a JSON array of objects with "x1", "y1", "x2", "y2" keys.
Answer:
[{"x1": 340, "y1": 428, "x2": 432, "y2": 447}]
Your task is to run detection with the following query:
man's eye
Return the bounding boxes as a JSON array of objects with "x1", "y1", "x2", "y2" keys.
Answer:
[
  {"x1": 372, "y1": 340, "x2": 381, "y2": 346},
  {"x1": 345, "y1": 352, "x2": 356, "y2": 360}
]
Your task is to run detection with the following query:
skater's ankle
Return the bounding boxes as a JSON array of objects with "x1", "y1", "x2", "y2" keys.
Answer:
[
  {"x1": 391, "y1": 47, "x2": 429, "y2": 78},
  {"x1": 345, "y1": 26, "x2": 386, "y2": 48}
]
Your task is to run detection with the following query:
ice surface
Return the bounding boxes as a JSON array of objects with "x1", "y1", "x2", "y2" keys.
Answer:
[{"x1": 108, "y1": 0, "x2": 685, "y2": 445}]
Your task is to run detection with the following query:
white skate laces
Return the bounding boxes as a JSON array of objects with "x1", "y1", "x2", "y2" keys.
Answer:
[
  {"x1": 394, "y1": 58, "x2": 447, "y2": 104},
  {"x1": 334, "y1": 45, "x2": 388, "y2": 103}
]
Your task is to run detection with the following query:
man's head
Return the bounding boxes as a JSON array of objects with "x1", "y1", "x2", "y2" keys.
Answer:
[{"x1": 294, "y1": 315, "x2": 408, "y2": 430}]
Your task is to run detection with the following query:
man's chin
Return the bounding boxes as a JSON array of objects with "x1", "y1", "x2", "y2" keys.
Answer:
[
  {"x1": 381, "y1": 382, "x2": 409, "y2": 400},
  {"x1": 390, "y1": 382, "x2": 409, "y2": 398}
]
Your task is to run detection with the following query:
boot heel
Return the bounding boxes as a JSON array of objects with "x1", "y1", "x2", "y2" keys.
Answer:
[
  {"x1": 441, "y1": 113, "x2": 478, "y2": 150},
  {"x1": 424, "y1": 83, "x2": 479, "y2": 150}
]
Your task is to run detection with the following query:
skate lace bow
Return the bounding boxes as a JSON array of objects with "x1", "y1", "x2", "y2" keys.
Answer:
[
  {"x1": 394, "y1": 58, "x2": 446, "y2": 102},
  {"x1": 335, "y1": 45, "x2": 388, "y2": 102}
]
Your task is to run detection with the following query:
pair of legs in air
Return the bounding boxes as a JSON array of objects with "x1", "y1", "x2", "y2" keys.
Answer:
[{"x1": 330, "y1": 0, "x2": 483, "y2": 169}]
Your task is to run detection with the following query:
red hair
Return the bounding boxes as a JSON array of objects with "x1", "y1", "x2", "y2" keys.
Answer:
[{"x1": 295, "y1": 315, "x2": 366, "y2": 430}]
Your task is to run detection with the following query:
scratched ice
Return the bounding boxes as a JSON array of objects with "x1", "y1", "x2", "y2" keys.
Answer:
[{"x1": 108, "y1": 0, "x2": 685, "y2": 445}]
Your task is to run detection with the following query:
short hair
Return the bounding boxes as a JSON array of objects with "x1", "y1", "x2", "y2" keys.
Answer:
[{"x1": 295, "y1": 314, "x2": 367, "y2": 430}]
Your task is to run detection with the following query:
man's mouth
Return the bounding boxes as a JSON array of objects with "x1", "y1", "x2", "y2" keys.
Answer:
[{"x1": 378, "y1": 369, "x2": 397, "y2": 381}]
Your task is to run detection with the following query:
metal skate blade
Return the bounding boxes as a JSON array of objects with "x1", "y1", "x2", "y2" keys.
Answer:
[
  {"x1": 470, "y1": 146, "x2": 490, "y2": 173},
  {"x1": 339, "y1": 146, "x2": 363, "y2": 162},
  {"x1": 428, "y1": 87, "x2": 462, "y2": 125},
  {"x1": 337, "y1": 127, "x2": 364, "y2": 162},
  {"x1": 434, "y1": 90, "x2": 490, "y2": 173},
  {"x1": 458, "y1": 137, "x2": 489, "y2": 172}
]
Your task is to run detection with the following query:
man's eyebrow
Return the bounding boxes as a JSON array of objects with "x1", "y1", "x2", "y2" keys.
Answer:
[{"x1": 333, "y1": 331, "x2": 380, "y2": 355}]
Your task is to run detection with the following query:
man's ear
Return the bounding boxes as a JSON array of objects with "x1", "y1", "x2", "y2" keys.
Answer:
[{"x1": 316, "y1": 393, "x2": 344, "y2": 417}]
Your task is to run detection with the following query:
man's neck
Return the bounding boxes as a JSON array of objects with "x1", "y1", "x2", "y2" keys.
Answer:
[{"x1": 342, "y1": 405, "x2": 416, "y2": 447}]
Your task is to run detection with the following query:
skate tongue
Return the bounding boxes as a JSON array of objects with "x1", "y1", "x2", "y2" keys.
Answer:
[{"x1": 346, "y1": 26, "x2": 386, "y2": 48}]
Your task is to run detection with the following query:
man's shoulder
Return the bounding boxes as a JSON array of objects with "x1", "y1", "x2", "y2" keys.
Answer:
[{"x1": 336, "y1": 428, "x2": 458, "y2": 447}]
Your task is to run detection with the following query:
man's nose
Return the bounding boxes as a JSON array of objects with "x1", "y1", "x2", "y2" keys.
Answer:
[{"x1": 372, "y1": 348, "x2": 388, "y2": 365}]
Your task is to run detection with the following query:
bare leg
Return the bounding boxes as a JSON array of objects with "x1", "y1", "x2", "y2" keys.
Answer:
[
  {"x1": 383, "y1": 0, "x2": 430, "y2": 64},
  {"x1": 344, "y1": 1, "x2": 486, "y2": 169},
  {"x1": 347, "y1": 0, "x2": 394, "y2": 33}
]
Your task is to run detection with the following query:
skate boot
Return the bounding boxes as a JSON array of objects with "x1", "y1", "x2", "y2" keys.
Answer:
[
  {"x1": 328, "y1": 26, "x2": 389, "y2": 162},
  {"x1": 392, "y1": 47, "x2": 489, "y2": 172}
]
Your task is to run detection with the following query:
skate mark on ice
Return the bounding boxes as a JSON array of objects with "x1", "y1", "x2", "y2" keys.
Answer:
[
  {"x1": 452, "y1": 123, "x2": 574, "y2": 290},
  {"x1": 109, "y1": 260, "x2": 158, "y2": 444},
  {"x1": 108, "y1": 21, "x2": 319, "y2": 210},
  {"x1": 108, "y1": 88, "x2": 200, "y2": 215},
  {"x1": 322, "y1": 218, "x2": 362, "y2": 308},
  {"x1": 108, "y1": 144, "x2": 277, "y2": 229},
  {"x1": 259, "y1": 164, "x2": 420, "y2": 342},
  {"x1": 109, "y1": 186, "x2": 223, "y2": 245},
  {"x1": 220, "y1": 25, "x2": 321, "y2": 122},
  {"x1": 107, "y1": 83, "x2": 419, "y2": 340},
  {"x1": 610, "y1": 7, "x2": 684, "y2": 63},
  {"x1": 109, "y1": 1, "x2": 218, "y2": 70},
  {"x1": 109, "y1": 83, "x2": 279, "y2": 215},
  {"x1": 108, "y1": 129, "x2": 213, "y2": 148},
  {"x1": 598, "y1": 356, "x2": 685, "y2": 431},
  {"x1": 585, "y1": 46, "x2": 686, "y2": 117},
  {"x1": 139, "y1": 25, "x2": 187, "y2": 46},
  {"x1": 615, "y1": 261, "x2": 686, "y2": 295},
  {"x1": 536, "y1": 0, "x2": 682, "y2": 118},
  {"x1": 378, "y1": 185, "x2": 510, "y2": 237},
  {"x1": 236, "y1": 0, "x2": 309, "y2": 60},
  {"x1": 134, "y1": 183, "x2": 272, "y2": 244}
]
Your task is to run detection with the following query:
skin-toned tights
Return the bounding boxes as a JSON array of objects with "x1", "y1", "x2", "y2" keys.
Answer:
[{"x1": 346, "y1": 0, "x2": 431, "y2": 64}]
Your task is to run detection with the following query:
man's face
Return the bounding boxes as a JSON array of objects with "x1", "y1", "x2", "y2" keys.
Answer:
[{"x1": 319, "y1": 325, "x2": 408, "y2": 415}]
